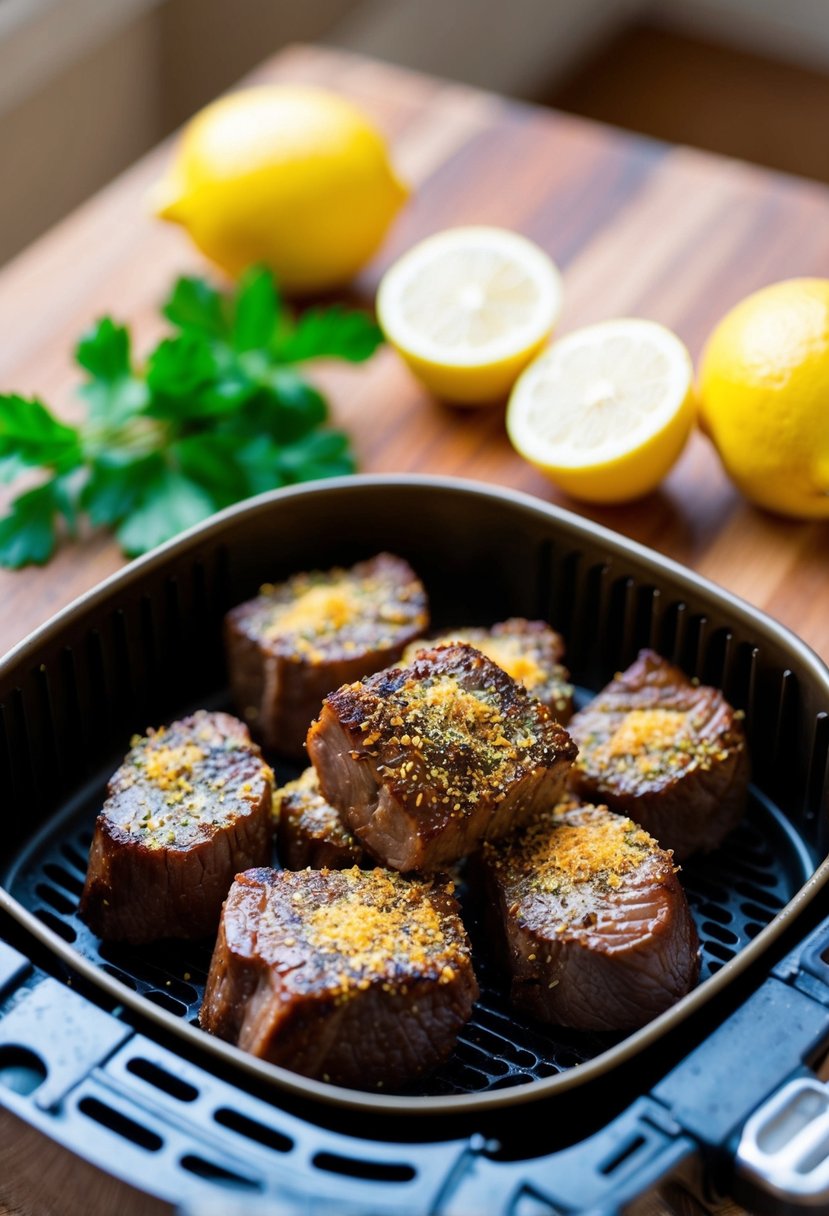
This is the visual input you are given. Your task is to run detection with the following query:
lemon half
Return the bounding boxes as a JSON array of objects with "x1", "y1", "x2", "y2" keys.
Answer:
[
  {"x1": 152, "y1": 85, "x2": 408, "y2": 295},
  {"x1": 376, "y1": 227, "x2": 563, "y2": 404},
  {"x1": 698, "y1": 278, "x2": 829, "y2": 519},
  {"x1": 506, "y1": 319, "x2": 695, "y2": 503}
]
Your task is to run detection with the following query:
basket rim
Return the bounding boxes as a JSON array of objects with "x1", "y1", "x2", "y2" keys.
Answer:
[{"x1": 2, "y1": 473, "x2": 829, "y2": 1117}]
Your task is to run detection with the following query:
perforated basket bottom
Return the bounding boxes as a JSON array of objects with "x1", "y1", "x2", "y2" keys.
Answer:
[{"x1": 3, "y1": 690, "x2": 812, "y2": 1099}]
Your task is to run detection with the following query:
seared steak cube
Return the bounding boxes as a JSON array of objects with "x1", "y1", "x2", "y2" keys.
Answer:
[
  {"x1": 80, "y1": 712, "x2": 273, "y2": 944},
  {"x1": 225, "y1": 553, "x2": 429, "y2": 760},
  {"x1": 200, "y1": 866, "x2": 478, "y2": 1089},
  {"x1": 306, "y1": 642, "x2": 578, "y2": 871},
  {"x1": 405, "y1": 618, "x2": 574, "y2": 722},
  {"x1": 479, "y1": 799, "x2": 699, "y2": 1031},
  {"x1": 568, "y1": 649, "x2": 749, "y2": 859},
  {"x1": 275, "y1": 767, "x2": 367, "y2": 870}
]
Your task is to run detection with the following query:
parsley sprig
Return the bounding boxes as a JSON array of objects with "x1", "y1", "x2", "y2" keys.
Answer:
[{"x1": 0, "y1": 268, "x2": 382, "y2": 567}]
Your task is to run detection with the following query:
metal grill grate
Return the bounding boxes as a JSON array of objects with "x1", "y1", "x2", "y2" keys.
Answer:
[{"x1": 4, "y1": 745, "x2": 806, "y2": 1098}]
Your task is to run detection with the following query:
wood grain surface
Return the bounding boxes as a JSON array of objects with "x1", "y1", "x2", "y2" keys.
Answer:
[
  {"x1": 0, "y1": 44, "x2": 817, "y2": 1214},
  {"x1": 1, "y1": 42, "x2": 828, "y2": 667}
]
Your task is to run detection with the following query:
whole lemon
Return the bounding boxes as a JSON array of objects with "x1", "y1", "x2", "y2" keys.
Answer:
[
  {"x1": 698, "y1": 278, "x2": 829, "y2": 519},
  {"x1": 152, "y1": 85, "x2": 408, "y2": 294}
]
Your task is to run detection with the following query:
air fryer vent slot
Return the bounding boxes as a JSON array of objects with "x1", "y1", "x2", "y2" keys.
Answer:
[
  {"x1": 312, "y1": 1151, "x2": 416, "y2": 1182},
  {"x1": 213, "y1": 1106, "x2": 293, "y2": 1154},
  {"x1": 598, "y1": 1132, "x2": 646, "y2": 1176},
  {"x1": 126, "y1": 1057, "x2": 200, "y2": 1103},
  {"x1": 179, "y1": 1153, "x2": 261, "y2": 1190},
  {"x1": 78, "y1": 1096, "x2": 163, "y2": 1153}
]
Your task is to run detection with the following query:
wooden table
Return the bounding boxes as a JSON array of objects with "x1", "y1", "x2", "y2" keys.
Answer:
[
  {"x1": 1, "y1": 42, "x2": 828, "y2": 667},
  {"x1": 4, "y1": 45, "x2": 808, "y2": 1214}
]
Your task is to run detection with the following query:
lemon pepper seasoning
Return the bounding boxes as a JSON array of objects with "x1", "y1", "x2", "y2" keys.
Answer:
[
  {"x1": 225, "y1": 554, "x2": 430, "y2": 760},
  {"x1": 576, "y1": 707, "x2": 729, "y2": 787},
  {"x1": 486, "y1": 799, "x2": 660, "y2": 906},
  {"x1": 251, "y1": 562, "x2": 427, "y2": 664},
  {"x1": 112, "y1": 714, "x2": 273, "y2": 850},
  {"x1": 404, "y1": 618, "x2": 574, "y2": 720},
  {"x1": 79, "y1": 711, "x2": 274, "y2": 944},
  {"x1": 568, "y1": 649, "x2": 749, "y2": 861},
  {"x1": 308, "y1": 641, "x2": 578, "y2": 872},
  {"x1": 344, "y1": 652, "x2": 564, "y2": 819}
]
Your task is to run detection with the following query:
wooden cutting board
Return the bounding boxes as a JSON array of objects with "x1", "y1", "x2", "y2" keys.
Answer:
[{"x1": 0, "y1": 43, "x2": 827, "y2": 662}]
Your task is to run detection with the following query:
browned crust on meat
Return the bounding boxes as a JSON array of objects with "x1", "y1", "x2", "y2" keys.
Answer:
[
  {"x1": 479, "y1": 798, "x2": 700, "y2": 1031},
  {"x1": 200, "y1": 866, "x2": 478, "y2": 1089},
  {"x1": 224, "y1": 553, "x2": 429, "y2": 759},
  {"x1": 568, "y1": 650, "x2": 749, "y2": 860},
  {"x1": 404, "y1": 618, "x2": 574, "y2": 722},
  {"x1": 275, "y1": 767, "x2": 367, "y2": 870},
  {"x1": 80, "y1": 712, "x2": 273, "y2": 943},
  {"x1": 307, "y1": 643, "x2": 578, "y2": 871}
]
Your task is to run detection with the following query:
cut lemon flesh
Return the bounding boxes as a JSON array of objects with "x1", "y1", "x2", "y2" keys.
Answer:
[
  {"x1": 506, "y1": 319, "x2": 695, "y2": 503},
  {"x1": 377, "y1": 227, "x2": 563, "y2": 404}
]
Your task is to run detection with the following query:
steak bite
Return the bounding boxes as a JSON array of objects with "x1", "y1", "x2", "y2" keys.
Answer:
[
  {"x1": 306, "y1": 643, "x2": 578, "y2": 872},
  {"x1": 200, "y1": 866, "x2": 478, "y2": 1089},
  {"x1": 275, "y1": 767, "x2": 367, "y2": 870},
  {"x1": 568, "y1": 649, "x2": 749, "y2": 860},
  {"x1": 225, "y1": 553, "x2": 429, "y2": 760},
  {"x1": 479, "y1": 799, "x2": 699, "y2": 1031},
  {"x1": 80, "y1": 712, "x2": 273, "y2": 944},
  {"x1": 404, "y1": 618, "x2": 574, "y2": 722}
]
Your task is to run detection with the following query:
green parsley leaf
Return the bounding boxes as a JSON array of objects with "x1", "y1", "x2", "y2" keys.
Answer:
[
  {"x1": 163, "y1": 276, "x2": 229, "y2": 339},
  {"x1": 79, "y1": 377, "x2": 149, "y2": 430},
  {"x1": 242, "y1": 371, "x2": 328, "y2": 444},
  {"x1": 274, "y1": 305, "x2": 383, "y2": 363},
  {"x1": 81, "y1": 454, "x2": 165, "y2": 527},
  {"x1": 275, "y1": 430, "x2": 355, "y2": 483},
  {"x1": 146, "y1": 335, "x2": 258, "y2": 420},
  {"x1": 146, "y1": 332, "x2": 219, "y2": 401},
  {"x1": 171, "y1": 434, "x2": 249, "y2": 507},
  {"x1": 51, "y1": 473, "x2": 79, "y2": 535},
  {"x1": 0, "y1": 478, "x2": 73, "y2": 568},
  {"x1": 269, "y1": 369, "x2": 328, "y2": 423},
  {"x1": 76, "y1": 318, "x2": 132, "y2": 381},
  {"x1": 0, "y1": 395, "x2": 83, "y2": 472},
  {"x1": 232, "y1": 265, "x2": 280, "y2": 353},
  {"x1": 75, "y1": 319, "x2": 148, "y2": 428},
  {"x1": 197, "y1": 370, "x2": 258, "y2": 414},
  {"x1": 117, "y1": 468, "x2": 216, "y2": 557},
  {"x1": 234, "y1": 435, "x2": 288, "y2": 496}
]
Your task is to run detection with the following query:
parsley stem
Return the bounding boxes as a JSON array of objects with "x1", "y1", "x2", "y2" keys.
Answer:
[{"x1": 83, "y1": 416, "x2": 168, "y2": 461}]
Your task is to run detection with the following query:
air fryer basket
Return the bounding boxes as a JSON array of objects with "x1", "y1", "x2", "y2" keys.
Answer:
[{"x1": 1, "y1": 475, "x2": 829, "y2": 1125}]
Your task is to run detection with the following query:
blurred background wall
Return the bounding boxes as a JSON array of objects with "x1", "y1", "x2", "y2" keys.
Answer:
[{"x1": 1, "y1": 0, "x2": 828, "y2": 267}]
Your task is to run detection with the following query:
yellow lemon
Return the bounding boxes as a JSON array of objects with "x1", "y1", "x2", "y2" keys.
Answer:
[
  {"x1": 698, "y1": 278, "x2": 829, "y2": 519},
  {"x1": 506, "y1": 319, "x2": 695, "y2": 503},
  {"x1": 376, "y1": 227, "x2": 563, "y2": 404},
  {"x1": 152, "y1": 85, "x2": 408, "y2": 295}
]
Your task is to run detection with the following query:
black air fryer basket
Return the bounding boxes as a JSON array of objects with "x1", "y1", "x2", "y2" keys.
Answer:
[{"x1": 2, "y1": 475, "x2": 829, "y2": 1215}]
